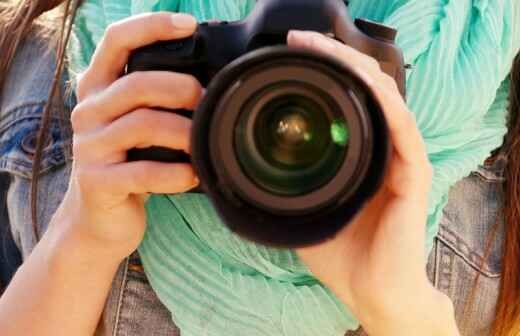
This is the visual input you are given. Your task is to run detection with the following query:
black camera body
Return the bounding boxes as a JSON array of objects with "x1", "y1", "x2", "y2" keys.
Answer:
[
  {"x1": 128, "y1": 0, "x2": 405, "y2": 92},
  {"x1": 127, "y1": 0, "x2": 406, "y2": 247}
]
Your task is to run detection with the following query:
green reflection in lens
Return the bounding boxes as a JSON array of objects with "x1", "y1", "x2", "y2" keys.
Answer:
[{"x1": 331, "y1": 119, "x2": 349, "y2": 147}]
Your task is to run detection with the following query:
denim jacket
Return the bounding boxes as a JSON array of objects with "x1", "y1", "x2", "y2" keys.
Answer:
[{"x1": 0, "y1": 30, "x2": 506, "y2": 336}]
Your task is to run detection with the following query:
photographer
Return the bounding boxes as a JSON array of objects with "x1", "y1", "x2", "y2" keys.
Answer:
[{"x1": 0, "y1": 1, "x2": 519, "y2": 335}]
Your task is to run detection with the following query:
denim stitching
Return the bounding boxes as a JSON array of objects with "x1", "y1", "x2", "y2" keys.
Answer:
[
  {"x1": 0, "y1": 102, "x2": 69, "y2": 132},
  {"x1": 472, "y1": 154, "x2": 508, "y2": 183},
  {"x1": 438, "y1": 244, "x2": 454, "y2": 293},
  {"x1": 0, "y1": 147, "x2": 66, "y2": 179},
  {"x1": 0, "y1": 102, "x2": 47, "y2": 130},
  {"x1": 471, "y1": 170, "x2": 506, "y2": 183},
  {"x1": 113, "y1": 257, "x2": 130, "y2": 336},
  {"x1": 437, "y1": 226, "x2": 500, "y2": 278},
  {"x1": 429, "y1": 238, "x2": 439, "y2": 287}
]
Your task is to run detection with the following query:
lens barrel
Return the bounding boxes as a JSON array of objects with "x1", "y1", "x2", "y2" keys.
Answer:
[{"x1": 191, "y1": 47, "x2": 390, "y2": 247}]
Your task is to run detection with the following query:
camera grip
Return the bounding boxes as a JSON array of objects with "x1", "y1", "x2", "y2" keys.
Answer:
[{"x1": 126, "y1": 108, "x2": 192, "y2": 164}]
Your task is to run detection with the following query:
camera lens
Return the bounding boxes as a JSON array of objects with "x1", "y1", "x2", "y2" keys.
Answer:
[
  {"x1": 235, "y1": 85, "x2": 349, "y2": 196},
  {"x1": 194, "y1": 47, "x2": 389, "y2": 246}
]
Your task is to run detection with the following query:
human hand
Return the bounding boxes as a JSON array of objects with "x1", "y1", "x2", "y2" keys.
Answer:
[
  {"x1": 49, "y1": 13, "x2": 202, "y2": 264},
  {"x1": 288, "y1": 30, "x2": 457, "y2": 335}
]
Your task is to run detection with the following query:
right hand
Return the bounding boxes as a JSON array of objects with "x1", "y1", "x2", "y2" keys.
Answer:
[{"x1": 49, "y1": 13, "x2": 202, "y2": 263}]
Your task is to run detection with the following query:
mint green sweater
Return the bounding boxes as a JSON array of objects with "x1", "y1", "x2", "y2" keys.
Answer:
[{"x1": 69, "y1": 1, "x2": 520, "y2": 335}]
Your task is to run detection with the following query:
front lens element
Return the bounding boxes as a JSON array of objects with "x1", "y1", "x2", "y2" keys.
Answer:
[{"x1": 235, "y1": 85, "x2": 349, "y2": 196}]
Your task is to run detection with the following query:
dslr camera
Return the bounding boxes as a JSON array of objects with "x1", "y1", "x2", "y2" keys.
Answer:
[{"x1": 127, "y1": 0, "x2": 406, "y2": 247}]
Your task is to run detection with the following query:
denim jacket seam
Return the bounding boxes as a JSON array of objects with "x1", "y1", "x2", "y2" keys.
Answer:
[
  {"x1": 473, "y1": 153, "x2": 508, "y2": 182},
  {"x1": 429, "y1": 237, "x2": 439, "y2": 286},
  {"x1": 437, "y1": 227, "x2": 500, "y2": 278},
  {"x1": 112, "y1": 257, "x2": 130, "y2": 336},
  {"x1": 0, "y1": 102, "x2": 48, "y2": 132},
  {"x1": 0, "y1": 151, "x2": 65, "y2": 179},
  {"x1": 471, "y1": 170, "x2": 506, "y2": 183},
  {"x1": 435, "y1": 237, "x2": 455, "y2": 292},
  {"x1": 1, "y1": 102, "x2": 71, "y2": 126}
]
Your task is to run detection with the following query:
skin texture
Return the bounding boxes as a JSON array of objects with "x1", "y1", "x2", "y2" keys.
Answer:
[{"x1": 0, "y1": 13, "x2": 459, "y2": 335}]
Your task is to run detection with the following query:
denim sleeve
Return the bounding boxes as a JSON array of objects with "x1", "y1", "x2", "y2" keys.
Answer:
[{"x1": 0, "y1": 30, "x2": 73, "y2": 256}]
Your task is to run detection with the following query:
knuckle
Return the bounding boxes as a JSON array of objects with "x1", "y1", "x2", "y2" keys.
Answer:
[
  {"x1": 103, "y1": 22, "x2": 124, "y2": 47},
  {"x1": 70, "y1": 103, "x2": 88, "y2": 133},
  {"x1": 75, "y1": 70, "x2": 90, "y2": 101}
]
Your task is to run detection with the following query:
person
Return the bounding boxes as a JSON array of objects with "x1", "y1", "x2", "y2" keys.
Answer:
[{"x1": 0, "y1": 1, "x2": 518, "y2": 335}]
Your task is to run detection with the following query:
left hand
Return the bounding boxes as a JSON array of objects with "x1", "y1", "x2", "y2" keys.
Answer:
[{"x1": 287, "y1": 31, "x2": 454, "y2": 334}]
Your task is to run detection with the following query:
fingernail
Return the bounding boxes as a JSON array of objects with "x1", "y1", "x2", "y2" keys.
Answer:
[
  {"x1": 288, "y1": 30, "x2": 314, "y2": 47},
  {"x1": 288, "y1": 30, "x2": 307, "y2": 40},
  {"x1": 188, "y1": 177, "x2": 200, "y2": 190},
  {"x1": 171, "y1": 13, "x2": 197, "y2": 30}
]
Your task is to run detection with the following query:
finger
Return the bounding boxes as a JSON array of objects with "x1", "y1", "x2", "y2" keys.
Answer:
[
  {"x1": 75, "y1": 109, "x2": 192, "y2": 163},
  {"x1": 369, "y1": 82, "x2": 432, "y2": 196},
  {"x1": 287, "y1": 30, "x2": 381, "y2": 77},
  {"x1": 370, "y1": 82, "x2": 429, "y2": 167},
  {"x1": 80, "y1": 161, "x2": 199, "y2": 197},
  {"x1": 71, "y1": 71, "x2": 202, "y2": 132},
  {"x1": 77, "y1": 12, "x2": 197, "y2": 100},
  {"x1": 288, "y1": 31, "x2": 428, "y2": 169}
]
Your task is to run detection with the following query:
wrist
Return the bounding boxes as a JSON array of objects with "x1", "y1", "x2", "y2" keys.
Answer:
[
  {"x1": 43, "y1": 213, "x2": 126, "y2": 274},
  {"x1": 351, "y1": 283, "x2": 459, "y2": 336}
]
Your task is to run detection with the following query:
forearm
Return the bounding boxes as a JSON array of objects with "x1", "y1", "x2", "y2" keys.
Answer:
[{"x1": 0, "y1": 217, "x2": 122, "y2": 336}]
